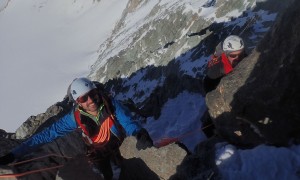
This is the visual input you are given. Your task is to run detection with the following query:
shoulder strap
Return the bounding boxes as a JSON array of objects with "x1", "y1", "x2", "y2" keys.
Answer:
[
  {"x1": 102, "y1": 96, "x2": 125, "y2": 137},
  {"x1": 101, "y1": 95, "x2": 115, "y2": 115},
  {"x1": 74, "y1": 109, "x2": 90, "y2": 136},
  {"x1": 102, "y1": 96, "x2": 116, "y2": 122}
]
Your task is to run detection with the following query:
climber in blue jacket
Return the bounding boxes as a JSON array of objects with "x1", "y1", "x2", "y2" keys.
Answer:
[{"x1": 0, "y1": 77, "x2": 153, "y2": 180}]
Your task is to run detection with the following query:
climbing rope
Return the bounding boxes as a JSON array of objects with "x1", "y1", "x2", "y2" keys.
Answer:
[
  {"x1": 9, "y1": 153, "x2": 72, "y2": 166},
  {"x1": 0, "y1": 165, "x2": 64, "y2": 178},
  {"x1": 238, "y1": 14, "x2": 259, "y2": 36},
  {"x1": 154, "y1": 123, "x2": 213, "y2": 148},
  {"x1": 0, "y1": 153, "x2": 72, "y2": 178}
]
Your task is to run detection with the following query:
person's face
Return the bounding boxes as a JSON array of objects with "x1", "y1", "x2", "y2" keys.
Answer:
[
  {"x1": 76, "y1": 89, "x2": 100, "y2": 115},
  {"x1": 227, "y1": 49, "x2": 244, "y2": 67}
]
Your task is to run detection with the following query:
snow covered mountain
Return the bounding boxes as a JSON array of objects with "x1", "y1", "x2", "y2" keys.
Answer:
[{"x1": 87, "y1": 0, "x2": 289, "y2": 150}]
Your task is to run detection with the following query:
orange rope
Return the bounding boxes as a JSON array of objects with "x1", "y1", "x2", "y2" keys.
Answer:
[
  {"x1": 9, "y1": 153, "x2": 72, "y2": 166},
  {"x1": 0, "y1": 153, "x2": 72, "y2": 178},
  {"x1": 0, "y1": 164, "x2": 64, "y2": 178},
  {"x1": 154, "y1": 123, "x2": 213, "y2": 148},
  {"x1": 179, "y1": 123, "x2": 213, "y2": 139}
]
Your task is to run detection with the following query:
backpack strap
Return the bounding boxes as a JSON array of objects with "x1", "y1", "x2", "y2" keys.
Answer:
[
  {"x1": 101, "y1": 96, "x2": 126, "y2": 140},
  {"x1": 74, "y1": 109, "x2": 89, "y2": 136}
]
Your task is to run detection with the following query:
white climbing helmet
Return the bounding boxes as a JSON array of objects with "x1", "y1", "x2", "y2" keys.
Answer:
[
  {"x1": 69, "y1": 77, "x2": 96, "y2": 101},
  {"x1": 222, "y1": 35, "x2": 244, "y2": 52}
]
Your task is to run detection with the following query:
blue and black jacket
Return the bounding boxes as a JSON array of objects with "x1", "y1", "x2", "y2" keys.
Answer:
[{"x1": 12, "y1": 98, "x2": 142, "y2": 158}]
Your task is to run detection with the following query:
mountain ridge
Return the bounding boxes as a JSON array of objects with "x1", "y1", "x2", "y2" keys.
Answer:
[{"x1": 0, "y1": 0, "x2": 298, "y2": 179}]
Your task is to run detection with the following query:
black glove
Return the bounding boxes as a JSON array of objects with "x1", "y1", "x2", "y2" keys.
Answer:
[
  {"x1": 135, "y1": 128, "x2": 153, "y2": 150},
  {"x1": 0, "y1": 152, "x2": 15, "y2": 165}
]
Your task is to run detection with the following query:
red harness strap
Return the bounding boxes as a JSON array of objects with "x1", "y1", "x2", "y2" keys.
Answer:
[{"x1": 74, "y1": 110, "x2": 89, "y2": 136}]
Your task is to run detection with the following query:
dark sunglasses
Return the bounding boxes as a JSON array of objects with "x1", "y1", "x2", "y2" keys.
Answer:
[
  {"x1": 228, "y1": 51, "x2": 244, "y2": 59},
  {"x1": 77, "y1": 89, "x2": 98, "y2": 103}
]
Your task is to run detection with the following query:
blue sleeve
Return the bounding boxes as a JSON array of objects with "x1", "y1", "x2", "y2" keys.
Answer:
[
  {"x1": 12, "y1": 110, "x2": 77, "y2": 158},
  {"x1": 112, "y1": 99, "x2": 141, "y2": 136}
]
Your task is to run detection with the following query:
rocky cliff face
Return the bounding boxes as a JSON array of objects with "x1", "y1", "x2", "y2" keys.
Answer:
[
  {"x1": 171, "y1": 0, "x2": 300, "y2": 178},
  {"x1": 206, "y1": 0, "x2": 300, "y2": 147}
]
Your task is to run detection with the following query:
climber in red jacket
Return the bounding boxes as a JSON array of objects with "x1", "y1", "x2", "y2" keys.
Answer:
[
  {"x1": 201, "y1": 35, "x2": 246, "y2": 138},
  {"x1": 203, "y1": 35, "x2": 246, "y2": 93}
]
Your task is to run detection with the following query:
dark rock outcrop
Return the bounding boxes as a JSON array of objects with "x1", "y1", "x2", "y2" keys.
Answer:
[
  {"x1": 170, "y1": 137, "x2": 223, "y2": 180},
  {"x1": 56, "y1": 155, "x2": 103, "y2": 180}
]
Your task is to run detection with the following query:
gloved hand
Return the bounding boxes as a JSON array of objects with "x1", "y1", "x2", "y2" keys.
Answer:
[
  {"x1": 135, "y1": 128, "x2": 153, "y2": 150},
  {"x1": 0, "y1": 152, "x2": 15, "y2": 165}
]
